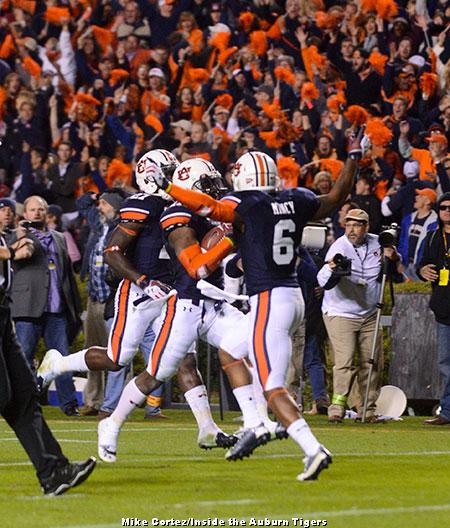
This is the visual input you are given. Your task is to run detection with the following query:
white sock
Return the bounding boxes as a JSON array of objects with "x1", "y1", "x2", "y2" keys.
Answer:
[
  {"x1": 287, "y1": 418, "x2": 321, "y2": 457},
  {"x1": 110, "y1": 378, "x2": 146, "y2": 428},
  {"x1": 184, "y1": 385, "x2": 218, "y2": 435},
  {"x1": 57, "y1": 349, "x2": 88, "y2": 374},
  {"x1": 233, "y1": 384, "x2": 263, "y2": 429},
  {"x1": 251, "y1": 367, "x2": 276, "y2": 427}
]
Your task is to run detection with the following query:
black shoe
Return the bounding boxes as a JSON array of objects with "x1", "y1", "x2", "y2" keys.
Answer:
[
  {"x1": 41, "y1": 457, "x2": 96, "y2": 496},
  {"x1": 199, "y1": 431, "x2": 238, "y2": 450},
  {"x1": 64, "y1": 406, "x2": 80, "y2": 417},
  {"x1": 226, "y1": 425, "x2": 271, "y2": 461}
]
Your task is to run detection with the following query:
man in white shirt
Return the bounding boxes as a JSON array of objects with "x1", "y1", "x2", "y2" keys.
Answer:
[{"x1": 317, "y1": 209, "x2": 400, "y2": 423}]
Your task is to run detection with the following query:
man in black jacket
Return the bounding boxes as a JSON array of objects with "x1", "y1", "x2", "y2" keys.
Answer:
[
  {"x1": 418, "y1": 192, "x2": 450, "y2": 425},
  {"x1": 0, "y1": 233, "x2": 96, "y2": 495}
]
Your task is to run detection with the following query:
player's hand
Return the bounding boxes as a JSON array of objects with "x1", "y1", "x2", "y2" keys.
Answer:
[
  {"x1": 141, "y1": 279, "x2": 173, "y2": 300},
  {"x1": 146, "y1": 161, "x2": 170, "y2": 191},
  {"x1": 348, "y1": 125, "x2": 369, "y2": 160},
  {"x1": 419, "y1": 264, "x2": 439, "y2": 282}
]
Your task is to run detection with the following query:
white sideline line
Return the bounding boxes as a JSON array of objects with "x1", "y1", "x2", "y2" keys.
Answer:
[
  {"x1": 0, "y1": 437, "x2": 92, "y2": 443},
  {"x1": 51, "y1": 503, "x2": 450, "y2": 528},
  {"x1": 2, "y1": 450, "x2": 450, "y2": 469},
  {"x1": 0, "y1": 427, "x2": 198, "y2": 434}
]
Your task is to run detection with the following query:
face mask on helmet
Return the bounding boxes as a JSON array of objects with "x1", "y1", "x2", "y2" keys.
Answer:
[
  {"x1": 193, "y1": 174, "x2": 229, "y2": 199},
  {"x1": 232, "y1": 151, "x2": 279, "y2": 192}
]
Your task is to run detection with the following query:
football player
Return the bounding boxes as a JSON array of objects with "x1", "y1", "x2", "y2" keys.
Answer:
[
  {"x1": 97, "y1": 158, "x2": 285, "y2": 463},
  {"x1": 38, "y1": 150, "x2": 228, "y2": 450},
  {"x1": 146, "y1": 129, "x2": 368, "y2": 480}
]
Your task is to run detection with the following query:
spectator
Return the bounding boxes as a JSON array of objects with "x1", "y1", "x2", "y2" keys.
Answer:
[
  {"x1": 0, "y1": 198, "x2": 16, "y2": 233},
  {"x1": 317, "y1": 209, "x2": 402, "y2": 423},
  {"x1": 9, "y1": 196, "x2": 81, "y2": 416},
  {"x1": 352, "y1": 172, "x2": 383, "y2": 233},
  {"x1": 398, "y1": 189, "x2": 438, "y2": 280},
  {"x1": 46, "y1": 142, "x2": 86, "y2": 225},
  {"x1": 418, "y1": 192, "x2": 450, "y2": 425},
  {"x1": 76, "y1": 189, "x2": 125, "y2": 416}
]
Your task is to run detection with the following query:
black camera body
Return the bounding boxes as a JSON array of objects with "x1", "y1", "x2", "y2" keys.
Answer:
[
  {"x1": 379, "y1": 223, "x2": 400, "y2": 248},
  {"x1": 332, "y1": 253, "x2": 352, "y2": 276}
]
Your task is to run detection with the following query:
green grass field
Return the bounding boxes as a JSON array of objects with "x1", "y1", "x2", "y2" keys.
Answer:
[{"x1": 1, "y1": 408, "x2": 449, "y2": 528}]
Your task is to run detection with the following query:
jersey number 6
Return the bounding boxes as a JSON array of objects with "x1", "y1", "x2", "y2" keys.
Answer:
[{"x1": 272, "y1": 219, "x2": 295, "y2": 266}]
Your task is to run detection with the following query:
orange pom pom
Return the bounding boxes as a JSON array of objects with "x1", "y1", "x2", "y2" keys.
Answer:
[
  {"x1": 75, "y1": 93, "x2": 101, "y2": 107},
  {"x1": 0, "y1": 34, "x2": 16, "y2": 59},
  {"x1": 44, "y1": 6, "x2": 70, "y2": 25},
  {"x1": 106, "y1": 159, "x2": 132, "y2": 188},
  {"x1": 144, "y1": 114, "x2": 163, "y2": 134},
  {"x1": 259, "y1": 131, "x2": 283, "y2": 148},
  {"x1": 215, "y1": 93, "x2": 233, "y2": 110},
  {"x1": 315, "y1": 11, "x2": 342, "y2": 29},
  {"x1": 109, "y1": 69, "x2": 129, "y2": 87},
  {"x1": 277, "y1": 156, "x2": 301, "y2": 188},
  {"x1": 92, "y1": 25, "x2": 115, "y2": 51},
  {"x1": 23, "y1": 56, "x2": 41, "y2": 78},
  {"x1": 188, "y1": 68, "x2": 210, "y2": 84},
  {"x1": 209, "y1": 32, "x2": 231, "y2": 52},
  {"x1": 274, "y1": 66, "x2": 296, "y2": 86},
  {"x1": 366, "y1": 118, "x2": 393, "y2": 147},
  {"x1": 218, "y1": 47, "x2": 238, "y2": 65},
  {"x1": 327, "y1": 92, "x2": 346, "y2": 113},
  {"x1": 308, "y1": 45, "x2": 326, "y2": 69},
  {"x1": 239, "y1": 12, "x2": 255, "y2": 31},
  {"x1": 420, "y1": 72, "x2": 438, "y2": 97},
  {"x1": 261, "y1": 101, "x2": 282, "y2": 120},
  {"x1": 319, "y1": 158, "x2": 344, "y2": 180},
  {"x1": 149, "y1": 95, "x2": 169, "y2": 114},
  {"x1": 188, "y1": 29, "x2": 203, "y2": 54},
  {"x1": 249, "y1": 31, "x2": 268, "y2": 57},
  {"x1": 368, "y1": 51, "x2": 388, "y2": 75},
  {"x1": 361, "y1": 0, "x2": 377, "y2": 13},
  {"x1": 12, "y1": 0, "x2": 36, "y2": 14},
  {"x1": 344, "y1": 105, "x2": 368, "y2": 126},
  {"x1": 301, "y1": 82, "x2": 320, "y2": 101},
  {"x1": 376, "y1": 0, "x2": 398, "y2": 20}
]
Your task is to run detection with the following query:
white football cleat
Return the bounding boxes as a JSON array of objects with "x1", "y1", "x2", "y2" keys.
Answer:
[
  {"x1": 98, "y1": 418, "x2": 120, "y2": 463},
  {"x1": 297, "y1": 446, "x2": 332, "y2": 481},
  {"x1": 37, "y1": 349, "x2": 63, "y2": 389}
]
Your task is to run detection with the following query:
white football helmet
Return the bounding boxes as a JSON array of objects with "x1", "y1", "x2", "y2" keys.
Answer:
[
  {"x1": 135, "y1": 149, "x2": 179, "y2": 199},
  {"x1": 172, "y1": 158, "x2": 227, "y2": 199},
  {"x1": 232, "y1": 151, "x2": 279, "y2": 191}
]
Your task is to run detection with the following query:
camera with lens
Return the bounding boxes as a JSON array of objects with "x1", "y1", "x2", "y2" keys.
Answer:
[
  {"x1": 332, "y1": 253, "x2": 352, "y2": 276},
  {"x1": 378, "y1": 223, "x2": 400, "y2": 248}
]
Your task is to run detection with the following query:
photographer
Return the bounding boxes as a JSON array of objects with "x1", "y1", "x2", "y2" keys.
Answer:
[
  {"x1": 418, "y1": 192, "x2": 450, "y2": 426},
  {"x1": 317, "y1": 209, "x2": 401, "y2": 423}
]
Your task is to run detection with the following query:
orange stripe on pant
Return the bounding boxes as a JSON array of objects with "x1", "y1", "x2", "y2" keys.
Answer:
[
  {"x1": 150, "y1": 295, "x2": 177, "y2": 377},
  {"x1": 110, "y1": 280, "x2": 131, "y2": 363},
  {"x1": 253, "y1": 291, "x2": 270, "y2": 388}
]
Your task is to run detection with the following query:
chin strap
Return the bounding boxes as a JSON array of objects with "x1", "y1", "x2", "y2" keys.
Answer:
[
  {"x1": 178, "y1": 238, "x2": 235, "y2": 280},
  {"x1": 166, "y1": 183, "x2": 236, "y2": 223}
]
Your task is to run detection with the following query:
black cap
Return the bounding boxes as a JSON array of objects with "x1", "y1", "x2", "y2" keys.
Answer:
[{"x1": 0, "y1": 198, "x2": 16, "y2": 213}]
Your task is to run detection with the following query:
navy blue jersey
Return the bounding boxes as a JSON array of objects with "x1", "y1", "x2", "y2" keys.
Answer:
[
  {"x1": 160, "y1": 203, "x2": 223, "y2": 300},
  {"x1": 223, "y1": 188, "x2": 320, "y2": 296},
  {"x1": 119, "y1": 193, "x2": 173, "y2": 284}
]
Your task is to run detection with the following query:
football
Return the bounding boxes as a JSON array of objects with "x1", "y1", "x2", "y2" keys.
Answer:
[{"x1": 200, "y1": 223, "x2": 232, "y2": 250}]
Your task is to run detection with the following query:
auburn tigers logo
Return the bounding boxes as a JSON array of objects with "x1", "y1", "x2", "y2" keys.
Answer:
[
  {"x1": 137, "y1": 160, "x2": 146, "y2": 173},
  {"x1": 233, "y1": 162, "x2": 242, "y2": 176},
  {"x1": 177, "y1": 166, "x2": 191, "y2": 181}
]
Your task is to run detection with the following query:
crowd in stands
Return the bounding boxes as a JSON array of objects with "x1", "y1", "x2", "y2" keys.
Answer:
[{"x1": 0, "y1": 0, "x2": 449, "y2": 414}]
